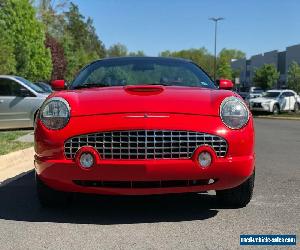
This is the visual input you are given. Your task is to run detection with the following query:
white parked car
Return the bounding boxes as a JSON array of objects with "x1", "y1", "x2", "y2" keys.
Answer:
[
  {"x1": 0, "y1": 75, "x2": 49, "y2": 129},
  {"x1": 238, "y1": 86, "x2": 263, "y2": 100},
  {"x1": 249, "y1": 89, "x2": 300, "y2": 114}
]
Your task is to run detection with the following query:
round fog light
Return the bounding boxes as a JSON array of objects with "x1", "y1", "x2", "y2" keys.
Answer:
[
  {"x1": 79, "y1": 152, "x2": 94, "y2": 168},
  {"x1": 198, "y1": 151, "x2": 212, "y2": 168}
]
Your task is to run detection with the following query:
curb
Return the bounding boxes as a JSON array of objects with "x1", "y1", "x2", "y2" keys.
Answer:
[{"x1": 0, "y1": 147, "x2": 34, "y2": 184}]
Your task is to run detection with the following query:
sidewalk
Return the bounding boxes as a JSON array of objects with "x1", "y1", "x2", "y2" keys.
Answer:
[{"x1": 0, "y1": 147, "x2": 34, "y2": 185}]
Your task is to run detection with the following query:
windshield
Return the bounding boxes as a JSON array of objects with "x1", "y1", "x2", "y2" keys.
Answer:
[
  {"x1": 16, "y1": 77, "x2": 46, "y2": 93},
  {"x1": 264, "y1": 91, "x2": 280, "y2": 98},
  {"x1": 70, "y1": 57, "x2": 216, "y2": 89},
  {"x1": 35, "y1": 82, "x2": 52, "y2": 93},
  {"x1": 253, "y1": 89, "x2": 263, "y2": 93}
]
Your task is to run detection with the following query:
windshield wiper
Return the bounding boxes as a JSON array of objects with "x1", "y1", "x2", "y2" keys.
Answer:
[{"x1": 74, "y1": 83, "x2": 111, "y2": 89}]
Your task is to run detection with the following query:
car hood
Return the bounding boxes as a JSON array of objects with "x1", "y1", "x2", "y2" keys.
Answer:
[{"x1": 52, "y1": 85, "x2": 236, "y2": 117}]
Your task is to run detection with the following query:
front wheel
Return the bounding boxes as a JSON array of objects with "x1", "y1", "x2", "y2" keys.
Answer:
[
  {"x1": 216, "y1": 171, "x2": 255, "y2": 208},
  {"x1": 35, "y1": 172, "x2": 72, "y2": 207},
  {"x1": 272, "y1": 104, "x2": 279, "y2": 115}
]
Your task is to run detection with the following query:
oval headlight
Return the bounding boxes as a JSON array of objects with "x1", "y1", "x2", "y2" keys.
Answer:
[
  {"x1": 220, "y1": 97, "x2": 249, "y2": 129},
  {"x1": 40, "y1": 97, "x2": 70, "y2": 130}
]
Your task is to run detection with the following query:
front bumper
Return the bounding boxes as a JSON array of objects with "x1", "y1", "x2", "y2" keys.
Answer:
[
  {"x1": 34, "y1": 113, "x2": 255, "y2": 195},
  {"x1": 250, "y1": 103, "x2": 271, "y2": 112},
  {"x1": 35, "y1": 154, "x2": 254, "y2": 195}
]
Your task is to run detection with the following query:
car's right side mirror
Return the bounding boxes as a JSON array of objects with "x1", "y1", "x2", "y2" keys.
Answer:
[
  {"x1": 51, "y1": 80, "x2": 65, "y2": 91},
  {"x1": 217, "y1": 79, "x2": 234, "y2": 90}
]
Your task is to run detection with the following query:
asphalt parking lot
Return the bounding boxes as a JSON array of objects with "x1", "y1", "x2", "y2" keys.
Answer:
[{"x1": 0, "y1": 118, "x2": 299, "y2": 250}]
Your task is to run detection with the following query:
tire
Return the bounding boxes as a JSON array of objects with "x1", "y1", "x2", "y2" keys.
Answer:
[
  {"x1": 272, "y1": 104, "x2": 279, "y2": 115},
  {"x1": 35, "y1": 172, "x2": 72, "y2": 207},
  {"x1": 294, "y1": 102, "x2": 300, "y2": 113},
  {"x1": 216, "y1": 171, "x2": 255, "y2": 208}
]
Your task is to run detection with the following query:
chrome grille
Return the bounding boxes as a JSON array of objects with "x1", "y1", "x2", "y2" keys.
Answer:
[{"x1": 64, "y1": 130, "x2": 228, "y2": 160}]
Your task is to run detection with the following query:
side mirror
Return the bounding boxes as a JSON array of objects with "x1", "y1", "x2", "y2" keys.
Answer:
[
  {"x1": 217, "y1": 79, "x2": 234, "y2": 90},
  {"x1": 51, "y1": 80, "x2": 65, "y2": 91}
]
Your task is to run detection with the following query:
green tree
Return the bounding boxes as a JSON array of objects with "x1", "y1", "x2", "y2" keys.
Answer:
[
  {"x1": 63, "y1": 2, "x2": 106, "y2": 80},
  {"x1": 217, "y1": 48, "x2": 245, "y2": 80},
  {"x1": 253, "y1": 64, "x2": 280, "y2": 90},
  {"x1": 218, "y1": 48, "x2": 245, "y2": 63},
  {"x1": 0, "y1": 29, "x2": 16, "y2": 74},
  {"x1": 36, "y1": 1, "x2": 106, "y2": 81},
  {"x1": 217, "y1": 57, "x2": 232, "y2": 79},
  {"x1": 128, "y1": 50, "x2": 145, "y2": 56},
  {"x1": 159, "y1": 48, "x2": 214, "y2": 77},
  {"x1": 287, "y1": 61, "x2": 300, "y2": 93},
  {"x1": 0, "y1": 0, "x2": 52, "y2": 81},
  {"x1": 107, "y1": 43, "x2": 128, "y2": 57},
  {"x1": 36, "y1": 0, "x2": 68, "y2": 38}
]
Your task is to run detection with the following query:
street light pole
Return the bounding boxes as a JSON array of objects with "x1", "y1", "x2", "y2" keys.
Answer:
[{"x1": 209, "y1": 17, "x2": 224, "y2": 82}]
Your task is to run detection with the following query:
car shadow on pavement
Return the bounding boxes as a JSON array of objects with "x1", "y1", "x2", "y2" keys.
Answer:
[{"x1": 0, "y1": 171, "x2": 226, "y2": 225}]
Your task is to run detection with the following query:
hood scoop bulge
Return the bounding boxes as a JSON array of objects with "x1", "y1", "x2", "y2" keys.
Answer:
[{"x1": 124, "y1": 85, "x2": 164, "y2": 95}]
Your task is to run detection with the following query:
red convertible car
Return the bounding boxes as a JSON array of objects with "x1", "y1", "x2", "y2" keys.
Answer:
[{"x1": 34, "y1": 57, "x2": 255, "y2": 207}]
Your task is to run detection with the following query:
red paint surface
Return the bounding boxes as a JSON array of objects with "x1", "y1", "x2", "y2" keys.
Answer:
[{"x1": 35, "y1": 86, "x2": 255, "y2": 195}]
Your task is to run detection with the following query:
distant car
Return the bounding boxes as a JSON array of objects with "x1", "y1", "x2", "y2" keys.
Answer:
[
  {"x1": 249, "y1": 87, "x2": 264, "y2": 99},
  {"x1": 0, "y1": 75, "x2": 49, "y2": 129},
  {"x1": 245, "y1": 91, "x2": 264, "y2": 107},
  {"x1": 238, "y1": 86, "x2": 264, "y2": 100},
  {"x1": 35, "y1": 82, "x2": 53, "y2": 93},
  {"x1": 35, "y1": 57, "x2": 255, "y2": 208},
  {"x1": 249, "y1": 89, "x2": 300, "y2": 114}
]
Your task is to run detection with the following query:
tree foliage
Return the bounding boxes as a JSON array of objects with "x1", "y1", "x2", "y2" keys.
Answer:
[
  {"x1": 107, "y1": 43, "x2": 128, "y2": 57},
  {"x1": 0, "y1": 0, "x2": 52, "y2": 81},
  {"x1": 253, "y1": 64, "x2": 280, "y2": 90},
  {"x1": 159, "y1": 48, "x2": 215, "y2": 77},
  {"x1": 0, "y1": 28, "x2": 16, "y2": 75},
  {"x1": 61, "y1": 3, "x2": 105, "y2": 80},
  {"x1": 217, "y1": 57, "x2": 232, "y2": 79},
  {"x1": 128, "y1": 50, "x2": 145, "y2": 56},
  {"x1": 36, "y1": 1, "x2": 106, "y2": 81},
  {"x1": 36, "y1": 0, "x2": 67, "y2": 38},
  {"x1": 216, "y1": 49, "x2": 245, "y2": 80},
  {"x1": 45, "y1": 34, "x2": 67, "y2": 80},
  {"x1": 1, "y1": 0, "x2": 246, "y2": 83},
  {"x1": 218, "y1": 48, "x2": 245, "y2": 63},
  {"x1": 287, "y1": 61, "x2": 300, "y2": 93}
]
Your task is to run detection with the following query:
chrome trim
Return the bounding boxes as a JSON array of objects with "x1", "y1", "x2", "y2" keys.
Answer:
[
  {"x1": 64, "y1": 130, "x2": 228, "y2": 160},
  {"x1": 125, "y1": 115, "x2": 170, "y2": 118}
]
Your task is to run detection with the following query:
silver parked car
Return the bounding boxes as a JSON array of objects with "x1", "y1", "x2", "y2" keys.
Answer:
[{"x1": 0, "y1": 75, "x2": 49, "y2": 129}]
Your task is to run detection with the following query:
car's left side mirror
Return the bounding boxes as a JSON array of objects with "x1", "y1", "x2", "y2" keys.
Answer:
[
  {"x1": 217, "y1": 79, "x2": 234, "y2": 90},
  {"x1": 51, "y1": 80, "x2": 65, "y2": 91}
]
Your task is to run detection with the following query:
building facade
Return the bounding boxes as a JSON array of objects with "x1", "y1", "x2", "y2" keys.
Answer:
[{"x1": 231, "y1": 44, "x2": 300, "y2": 88}]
